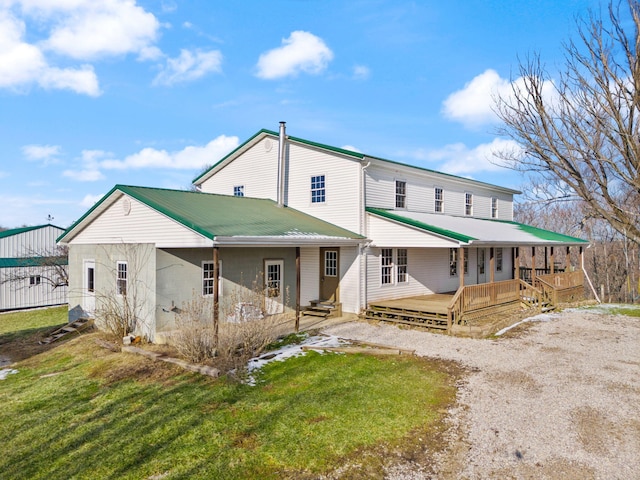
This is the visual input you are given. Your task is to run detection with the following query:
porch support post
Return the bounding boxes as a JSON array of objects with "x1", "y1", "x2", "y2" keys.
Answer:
[
  {"x1": 531, "y1": 247, "x2": 537, "y2": 284},
  {"x1": 544, "y1": 246, "x2": 548, "y2": 272},
  {"x1": 295, "y1": 247, "x2": 300, "y2": 332},
  {"x1": 580, "y1": 246, "x2": 584, "y2": 272},
  {"x1": 550, "y1": 247, "x2": 555, "y2": 274},
  {"x1": 458, "y1": 247, "x2": 465, "y2": 288},
  {"x1": 213, "y1": 246, "x2": 220, "y2": 348},
  {"x1": 514, "y1": 247, "x2": 520, "y2": 281},
  {"x1": 489, "y1": 247, "x2": 495, "y2": 283},
  {"x1": 566, "y1": 246, "x2": 571, "y2": 271}
]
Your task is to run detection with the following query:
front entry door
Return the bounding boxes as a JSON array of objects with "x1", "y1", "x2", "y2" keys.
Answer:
[
  {"x1": 319, "y1": 248, "x2": 339, "y2": 302},
  {"x1": 477, "y1": 248, "x2": 486, "y2": 284}
]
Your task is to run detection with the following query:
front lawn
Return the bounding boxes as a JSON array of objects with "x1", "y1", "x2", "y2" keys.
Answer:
[
  {"x1": 0, "y1": 314, "x2": 458, "y2": 479},
  {"x1": 0, "y1": 306, "x2": 67, "y2": 362}
]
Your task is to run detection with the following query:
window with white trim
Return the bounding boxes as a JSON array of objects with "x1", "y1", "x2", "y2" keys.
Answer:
[
  {"x1": 449, "y1": 248, "x2": 468, "y2": 276},
  {"x1": 29, "y1": 275, "x2": 41, "y2": 286},
  {"x1": 311, "y1": 175, "x2": 326, "y2": 203},
  {"x1": 202, "y1": 261, "x2": 222, "y2": 296},
  {"x1": 491, "y1": 197, "x2": 498, "y2": 218},
  {"x1": 435, "y1": 187, "x2": 443, "y2": 213},
  {"x1": 381, "y1": 248, "x2": 409, "y2": 285},
  {"x1": 116, "y1": 261, "x2": 127, "y2": 295},
  {"x1": 233, "y1": 185, "x2": 244, "y2": 197},
  {"x1": 381, "y1": 248, "x2": 393, "y2": 285},
  {"x1": 496, "y1": 248, "x2": 503, "y2": 272},
  {"x1": 465, "y1": 193, "x2": 473, "y2": 216},
  {"x1": 396, "y1": 249, "x2": 408, "y2": 283},
  {"x1": 395, "y1": 180, "x2": 406, "y2": 208}
]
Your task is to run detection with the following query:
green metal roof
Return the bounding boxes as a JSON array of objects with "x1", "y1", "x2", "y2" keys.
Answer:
[
  {"x1": 366, "y1": 208, "x2": 588, "y2": 246},
  {"x1": 0, "y1": 256, "x2": 68, "y2": 268},
  {"x1": 192, "y1": 129, "x2": 521, "y2": 194},
  {"x1": 59, "y1": 185, "x2": 364, "y2": 243},
  {"x1": 0, "y1": 224, "x2": 63, "y2": 240}
]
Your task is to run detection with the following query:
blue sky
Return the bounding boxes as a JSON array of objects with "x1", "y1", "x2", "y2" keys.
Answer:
[{"x1": 0, "y1": 0, "x2": 602, "y2": 229}]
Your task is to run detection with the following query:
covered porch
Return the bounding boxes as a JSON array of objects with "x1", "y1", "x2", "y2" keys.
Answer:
[{"x1": 365, "y1": 246, "x2": 584, "y2": 336}]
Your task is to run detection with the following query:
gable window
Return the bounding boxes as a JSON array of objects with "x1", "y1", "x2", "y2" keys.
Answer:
[
  {"x1": 491, "y1": 197, "x2": 498, "y2": 218},
  {"x1": 233, "y1": 185, "x2": 244, "y2": 197},
  {"x1": 395, "y1": 180, "x2": 406, "y2": 208},
  {"x1": 496, "y1": 248, "x2": 503, "y2": 272},
  {"x1": 396, "y1": 249, "x2": 408, "y2": 283},
  {"x1": 29, "y1": 275, "x2": 41, "y2": 286},
  {"x1": 449, "y1": 248, "x2": 468, "y2": 276},
  {"x1": 203, "y1": 261, "x2": 222, "y2": 296},
  {"x1": 465, "y1": 193, "x2": 473, "y2": 216},
  {"x1": 311, "y1": 175, "x2": 326, "y2": 203},
  {"x1": 435, "y1": 187, "x2": 444, "y2": 213},
  {"x1": 116, "y1": 261, "x2": 127, "y2": 296}
]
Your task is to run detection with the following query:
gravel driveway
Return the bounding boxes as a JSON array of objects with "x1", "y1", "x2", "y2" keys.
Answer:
[{"x1": 323, "y1": 307, "x2": 640, "y2": 479}]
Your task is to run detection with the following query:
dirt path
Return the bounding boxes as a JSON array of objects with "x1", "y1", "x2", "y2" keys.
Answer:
[{"x1": 323, "y1": 308, "x2": 640, "y2": 479}]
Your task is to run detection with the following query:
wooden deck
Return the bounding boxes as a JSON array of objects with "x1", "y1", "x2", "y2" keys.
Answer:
[{"x1": 365, "y1": 294, "x2": 454, "y2": 330}]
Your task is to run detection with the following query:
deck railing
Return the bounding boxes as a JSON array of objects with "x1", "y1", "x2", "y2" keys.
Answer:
[
  {"x1": 518, "y1": 266, "x2": 565, "y2": 283},
  {"x1": 448, "y1": 270, "x2": 584, "y2": 326}
]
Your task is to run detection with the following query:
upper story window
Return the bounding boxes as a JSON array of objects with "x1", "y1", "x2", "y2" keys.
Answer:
[
  {"x1": 395, "y1": 180, "x2": 406, "y2": 208},
  {"x1": 116, "y1": 261, "x2": 127, "y2": 296},
  {"x1": 491, "y1": 197, "x2": 498, "y2": 218},
  {"x1": 435, "y1": 187, "x2": 444, "y2": 213},
  {"x1": 233, "y1": 185, "x2": 244, "y2": 197},
  {"x1": 311, "y1": 175, "x2": 326, "y2": 203},
  {"x1": 465, "y1": 193, "x2": 473, "y2": 216}
]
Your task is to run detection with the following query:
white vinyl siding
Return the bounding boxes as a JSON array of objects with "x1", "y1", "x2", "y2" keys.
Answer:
[
  {"x1": 71, "y1": 195, "x2": 213, "y2": 248},
  {"x1": 367, "y1": 214, "x2": 459, "y2": 248}
]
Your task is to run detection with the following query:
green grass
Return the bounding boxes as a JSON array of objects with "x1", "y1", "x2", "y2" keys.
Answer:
[
  {"x1": 585, "y1": 303, "x2": 640, "y2": 318},
  {"x1": 0, "y1": 312, "x2": 458, "y2": 479},
  {"x1": 0, "y1": 305, "x2": 66, "y2": 340}
]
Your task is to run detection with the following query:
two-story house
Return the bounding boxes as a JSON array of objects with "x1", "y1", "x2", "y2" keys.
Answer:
[{"x1": 59, "y1": 123, "x2": 587, "y2": 340}]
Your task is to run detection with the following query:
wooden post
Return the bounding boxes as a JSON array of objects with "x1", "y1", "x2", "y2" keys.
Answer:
[
  {"x1": 514, "y1": 247, "x2": 520, "y2": 281},
  {"x1": 544, "y1": 246, "x2": 548, "y2": 272},
  {"x1": 458, "y1": 247, "x2": 465, "y2": 288},
  {"x1": 566, "y1": 246, "x2": 571, "y2": 271},
  {"x1": 295, "y1": 247, "x2": 300, "y2": 332},
  {"x1": 550, "y1": 247, "x2": 555, "y2": 274},
  {"x1": 580, "y1": 246, "x2": 584, "y2": 272},
  {"x1": 489, "y1": 247, "x2": 495, "y2": 283},
  {"x1": 531, "y1": 246, "x2": 536, "y2": 284},
  {"x1": 213, "y1": 246, "x2": 219, "y2": 348}
]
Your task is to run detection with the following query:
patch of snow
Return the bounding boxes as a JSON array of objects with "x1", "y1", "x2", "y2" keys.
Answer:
[
  {"x1": 244, "y1": 334, "x2": 348, "y2": 385},
  {"x1": 0, "y1": 368, "x2": 18, "y2": 380},
  {"x1": 494, "y1": 312, "x2": 558, "y2": 336}
]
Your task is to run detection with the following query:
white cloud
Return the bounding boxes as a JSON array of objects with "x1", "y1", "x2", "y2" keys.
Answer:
[
  {"x1": 424, "y1": 138, "x2": 522, "y2": 175},
  {"x1": 256, "y1": 31, "x2": 333, "y2": 79},
  {"x1": 22, "y1": 144, "x2": 61, "y2": 162},
  {"x1": 0, "y1": 8, "x2": 100, "y2": 95},
  {"x1": 80, "y1": 193, "x2": 103, "y2": 208},
  {"x1": 37, "y1": 1, "x2": 161, "y2": 61},
  {"x1": 341, "y1": 144, "x2": 362, "y2": 153},
  {"x1": 62, "y1": 149, "x2": 110, "y2": 181},
  {"x1": 442, "y1": 69, "x2": 557, "y2": 128},
  {"x1": 153, "y1": 49, "x2": 223, "y2": 86},
  {"x1": 100, "y1": 135, "x2": 239, "y2": 170},
  {"x1": 352, "y1": 65, "x2": 370, "y2": 80}
]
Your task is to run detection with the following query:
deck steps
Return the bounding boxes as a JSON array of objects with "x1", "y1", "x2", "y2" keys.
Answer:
[
  {"x1": 40, "y1": 317, "x2": 94, "y2": 345},
  {"x1": 365, "y1": 304, "x2": 448, "y2": 330},
  {"x1": 302, "y1": 301, "x2": 342, "y2": 319}
]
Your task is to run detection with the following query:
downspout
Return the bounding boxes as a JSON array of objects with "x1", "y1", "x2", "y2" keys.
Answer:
[
  {"x1": 359, "y1": 159, "x2": 371, "y2": 313},
  {"x1": 277, "y1": 121, "x2": 286, "y2": 207},
  {"x1": 582, "y1": 244, "x2": 601, "y2": 303}
]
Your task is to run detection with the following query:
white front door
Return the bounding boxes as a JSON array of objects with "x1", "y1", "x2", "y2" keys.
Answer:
[
  {"x1": 264, "y1": 259, "x2": 284, "y2": 315},
  {"x1": 83, "y1": 259, "x2": 96, "y2": 315},
  {"x1": 477, "y1": 249, "x2": 486, "y2": 284}
]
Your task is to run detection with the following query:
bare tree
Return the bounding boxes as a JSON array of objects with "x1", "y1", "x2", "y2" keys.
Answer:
[
  {"x1": 495, "y1": 0, "x2": 640, "y2": 246},
  {"x1": 0, "y1": 246, "x2": 68, "y2": 290}
]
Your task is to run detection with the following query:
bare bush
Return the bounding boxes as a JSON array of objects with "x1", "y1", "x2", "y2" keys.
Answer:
[{"x1": 172, "y1": 294, "x2": 216, "y2": 363}]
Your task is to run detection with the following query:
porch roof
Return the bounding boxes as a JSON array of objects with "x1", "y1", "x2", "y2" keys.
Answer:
[
  {"x1": 366, "y1": 208, "x2": 588, "y2": 246},
  {"x1": 58, "y1": 185, "x2": 364, "y2": 246}
]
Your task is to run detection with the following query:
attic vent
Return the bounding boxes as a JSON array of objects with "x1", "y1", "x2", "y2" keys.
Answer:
[
  {"x1": 122, "y1": 198, "x2": 131, "y2": 215},
  {"x1": 264, "y1": 139, "x2": 273, "y2": 152}
]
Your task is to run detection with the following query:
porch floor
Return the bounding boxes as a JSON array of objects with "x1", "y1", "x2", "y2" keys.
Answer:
[{"x1": 365, "y1": 294, "x2": 455, "y2": 330}]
